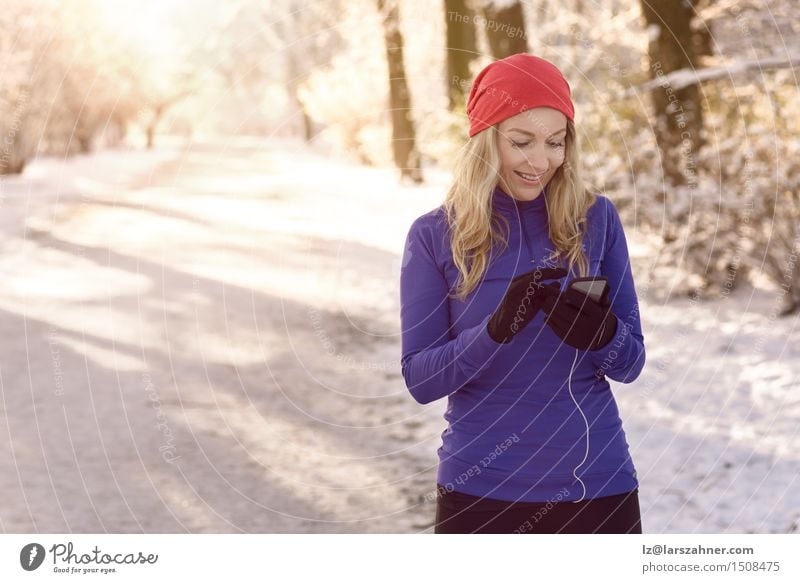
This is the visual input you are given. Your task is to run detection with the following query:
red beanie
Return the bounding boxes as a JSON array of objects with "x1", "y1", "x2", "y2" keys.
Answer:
[{"x1": 466, "y1": 53, "x2": 575, "y2": 138}]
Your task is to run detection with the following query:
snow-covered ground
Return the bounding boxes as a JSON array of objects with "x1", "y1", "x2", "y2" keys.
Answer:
[{"x1": 0, "y1": 138, "x2": 797, "y2": 533}]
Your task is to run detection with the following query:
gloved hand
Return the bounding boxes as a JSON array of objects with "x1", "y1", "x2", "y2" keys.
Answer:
[
  {"x1": 487, "y1": 267, "x2": 568, "y2": 344},
  {"x1": 540, "y1": 283, "x2": 617, "y2": 351}
]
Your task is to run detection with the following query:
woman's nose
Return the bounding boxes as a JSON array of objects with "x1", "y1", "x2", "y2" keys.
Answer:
[{"x1": 524, "y1": 146, "x2": 549, "y2": 172}]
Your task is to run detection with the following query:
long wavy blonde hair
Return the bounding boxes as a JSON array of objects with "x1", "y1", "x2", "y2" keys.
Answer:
[{"x1": 443, "y1": 120, "x2": 596, "y2": 301}]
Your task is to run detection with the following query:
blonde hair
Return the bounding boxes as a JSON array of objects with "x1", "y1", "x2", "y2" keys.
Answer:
[{"x1": 443, "y1": 120, "x2": 596, "y2": 301}]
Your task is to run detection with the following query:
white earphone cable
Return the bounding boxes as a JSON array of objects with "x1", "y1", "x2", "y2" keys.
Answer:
[{"x1": 567, "y1": 347, "x2": 589, "y2": 503}]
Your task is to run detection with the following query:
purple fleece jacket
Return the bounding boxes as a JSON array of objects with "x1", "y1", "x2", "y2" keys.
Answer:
[{"x1": 399, "y1": 184, "x2": 646, "y2": 503}]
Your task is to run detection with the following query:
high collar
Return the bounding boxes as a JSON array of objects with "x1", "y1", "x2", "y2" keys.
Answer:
[{"x1": 491, "y1": 184, "x2": 549, "y2": 217}]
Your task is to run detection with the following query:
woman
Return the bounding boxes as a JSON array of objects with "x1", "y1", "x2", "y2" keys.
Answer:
[{"x1": 399, "y1": 53, "x2": 646, "y2": 534}]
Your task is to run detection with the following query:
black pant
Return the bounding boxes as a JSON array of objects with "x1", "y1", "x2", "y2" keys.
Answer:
[{"x1": 434, "y1": 484, "x2": 642, "y2": 534}]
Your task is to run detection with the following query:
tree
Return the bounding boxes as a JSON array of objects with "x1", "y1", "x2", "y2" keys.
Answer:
[
  {"x1": 478, "y1": 0, "x2": 528, "y2": 59},
  {"x1": 203, "y1": 0, "x2": 345, "y2": 143},
  {"x1": 638, "y1": 0, "x2": 705, "y2": 203},
  {"x1": 377, "y1": 0, "x2": 423, "y2": 182},
  {"x1": 0, "y1": 0, "x2": 145, "y2": 171},
  {"x1": 444, "y1": 0, "x2": 479, "y2": 110}
]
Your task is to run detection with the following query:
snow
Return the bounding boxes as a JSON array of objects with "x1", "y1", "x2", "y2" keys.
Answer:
[
  {"x1": 646, "y1": 23, "x2": 661, "y2": 43},
  {"x1": 0, "y1": 139, "x2": 797, "y2": 533},
  {"x1": 627, "y1": 53, "x2": 800, "y2": 96}
]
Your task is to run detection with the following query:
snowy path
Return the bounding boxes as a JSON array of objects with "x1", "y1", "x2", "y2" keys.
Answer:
[{"x1": 0, "y1": 139, "x2": 797, "y2": 533}]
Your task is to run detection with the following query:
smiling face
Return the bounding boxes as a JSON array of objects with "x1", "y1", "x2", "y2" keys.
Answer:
[{"x1": 496, "y1": 107, "x2": 568, "y2": 202}]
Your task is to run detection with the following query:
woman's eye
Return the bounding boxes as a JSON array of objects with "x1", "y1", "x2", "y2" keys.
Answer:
[{"x1": 512, "y1": 140, "x2": 564, "y2": 149}]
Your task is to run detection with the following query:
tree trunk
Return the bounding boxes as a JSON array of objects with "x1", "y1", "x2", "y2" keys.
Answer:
[
  {"x1": 377, "y1": 0, "x2": 423, "y2": 183},
  {"x1": 0, "y1": 154, "x2": 26, "y2": 176},
  {"x1": 444, "y1": 0, "x2": 479, "y2": 110},
  {"x1": 639, "y1": 0, "x2": 705, "y2": 200},
  {"x1": 77, "y1": 133, "x2": 93, "y2": 153},
  {"x1": 480, "y1": 0, "x2": 528, "y2": 59},
  {"x1": 286, "y1": 50, "x2": 316, "y2": 143}
]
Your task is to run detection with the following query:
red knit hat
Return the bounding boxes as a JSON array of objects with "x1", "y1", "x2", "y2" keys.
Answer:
[{"x1": 466, "y1": 53, "x2": 575, "y2": 137}]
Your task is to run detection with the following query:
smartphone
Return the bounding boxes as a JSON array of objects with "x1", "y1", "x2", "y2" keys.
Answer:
[{"x1": 569, "y1": 276, "x2": 610, "y2": 305}]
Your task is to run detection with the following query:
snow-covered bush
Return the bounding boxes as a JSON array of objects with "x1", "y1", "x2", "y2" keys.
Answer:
[{"x1": 592, "y1": 73, "x2": 800, "y2": 312}]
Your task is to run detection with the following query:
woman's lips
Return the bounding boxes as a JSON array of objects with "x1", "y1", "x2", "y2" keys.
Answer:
[{"x1": 515, "y1": 170, "x2": 547, "y2": 183}]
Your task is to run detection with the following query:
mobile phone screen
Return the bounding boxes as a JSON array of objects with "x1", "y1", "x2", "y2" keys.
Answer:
[{"x1": 570, "y1": 279, "x2": 608, "y2": 303}]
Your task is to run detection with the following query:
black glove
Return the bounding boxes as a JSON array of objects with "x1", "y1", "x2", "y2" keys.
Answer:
[
  {"x1": 487, "y1": 267, "x2": 568, "y2": 344},
  {"x1": 540, "y1": 283, "x2": 617, "y2": 351}
]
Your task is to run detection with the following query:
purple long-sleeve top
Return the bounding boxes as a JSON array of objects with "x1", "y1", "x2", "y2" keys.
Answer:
[{"x1": 399, "y1": 184, "x2": 646, "y2": 502}]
